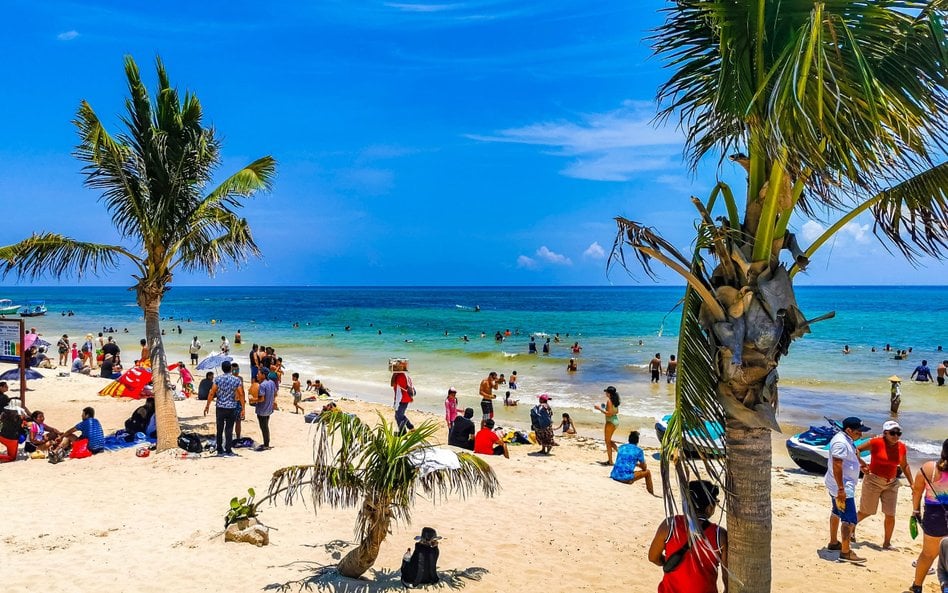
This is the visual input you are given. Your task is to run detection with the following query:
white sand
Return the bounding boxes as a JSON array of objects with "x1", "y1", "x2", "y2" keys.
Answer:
[{"x1": 0, "y1": 362, "x2": 932, "y2": 593}]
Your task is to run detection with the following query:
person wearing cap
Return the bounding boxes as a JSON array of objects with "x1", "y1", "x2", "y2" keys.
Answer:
[
  {"x1": 400, "y1": 527, "x2": 441, "y2": 587},
  {"x1": 444, "y1": 388, "x2": 459, "y2": 426},
  {"x1": 473, "y1": 418, "x2": 508, "y2": 458},
  {"x1": 824, "y1": 416, "x2": 871, "y2": 563},
  {"x1": 254, "y1": 370, "x2": 279, "y2": 451},
  {"x1": 391, "y1": 361, "x2": 416, "y2": 434},
  {"x1": 889, "y1": 375, "x2": 902, "y2": 414},
  {"x1": 531, "y1": 395, "x2": 555, "y2": 454},
  {"x1": 854, "y1": 420, "x2": 914, "y2": 549},
  {"x1": 448, "y1": 408, "x2": 476, "y2": 450},
  {"x1": 648, "y1": 479, "x2": 727, "y2": 592}
]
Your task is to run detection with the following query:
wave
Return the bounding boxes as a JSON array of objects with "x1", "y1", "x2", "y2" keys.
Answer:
[{"x1": 903, "y1": 439, "x2": 944, "y2": 456}]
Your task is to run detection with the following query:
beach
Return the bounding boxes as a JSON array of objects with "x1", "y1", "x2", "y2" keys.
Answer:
[{"x1": 0, "y1": 351, "x2": 937, "y2": 593}]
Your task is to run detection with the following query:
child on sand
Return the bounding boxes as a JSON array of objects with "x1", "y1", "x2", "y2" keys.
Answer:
[
  {"x1": 555, "y1": 413, "x2": 577, "y2": 435},
  {"x1": 290, "y1": 372, "x2": 304, "y2": 414},
  {"x1": 177, "y1": 362, "x2": 194, "y2": 397}
]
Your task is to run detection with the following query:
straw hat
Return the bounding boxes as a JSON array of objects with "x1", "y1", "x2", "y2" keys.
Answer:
[{"x1": 888, "y1": 375, "x2": 901, "y2": 382}]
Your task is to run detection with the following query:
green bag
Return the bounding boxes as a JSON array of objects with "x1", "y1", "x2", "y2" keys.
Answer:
[{"x1": 909, "y1": 514, "x2": 919, "y2": 540}]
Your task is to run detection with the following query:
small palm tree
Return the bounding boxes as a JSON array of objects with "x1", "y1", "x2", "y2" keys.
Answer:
[
  {"x1": 611, "y1": 2, "x2": 948, "y2": 592},
  {"x1": 266, "y1": 412, "x2": 500, "y2": 579},
  {"x1": 0, "y1": 56, "x2": 275, "y2": 452}
]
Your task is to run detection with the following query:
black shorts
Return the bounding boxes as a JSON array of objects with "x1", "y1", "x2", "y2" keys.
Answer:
[
  {"x1": 480, "y1": 400, "x2": 494, "y2": 419},
  {"x1": 190, "y1": 353, "x2": 199, "y2": 363},
  {"x1": 938, "y1": 376, "x2": 945, "y2": 386},
  {"x1": 650, "y1": 370, "x2": 660, "y2": 382},
  {"x1": 923, "y1": 503, "x2": 948, "y2": 537}
]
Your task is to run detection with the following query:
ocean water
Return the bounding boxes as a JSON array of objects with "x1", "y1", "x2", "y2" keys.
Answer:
[{"x1": 2, "y1": 285, "x2": 946, "y2": 459}]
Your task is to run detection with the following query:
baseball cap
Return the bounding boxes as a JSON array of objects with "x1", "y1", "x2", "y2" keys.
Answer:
[
  {"x1": 882, "y1": 420, "x2": 901, "y2": 432},
  {"x1": 842, "y1": 417, "x2": 871, "y2": 432},
  {"x1": 538, "y1": 394, "x2": 551, "y2": 402}
]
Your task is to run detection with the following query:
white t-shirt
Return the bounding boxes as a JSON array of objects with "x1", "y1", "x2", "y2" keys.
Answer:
[{"x1": 824, "y1": 431, "x2": 860, "y2": 497}]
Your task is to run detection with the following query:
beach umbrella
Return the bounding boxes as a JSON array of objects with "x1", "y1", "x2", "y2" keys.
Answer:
[
  {"x1": 33, "y1": 337, "x2": 51, "y2": 349},
  {"x1": 197, "y1": 353, "x2": 232, "y2": 370},
  {"x1": 98, "y1": 366, "x2": 152, "y2": 399},
  {"x1": 0, "y1": 368, "x2": 44, "y2": 381}
]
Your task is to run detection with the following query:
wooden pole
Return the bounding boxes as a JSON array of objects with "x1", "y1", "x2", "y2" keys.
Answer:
[{"x1": 18, "y1": 320, "x2": 26, "y2": 409}]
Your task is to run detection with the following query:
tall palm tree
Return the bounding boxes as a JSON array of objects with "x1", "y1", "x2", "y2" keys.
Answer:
[
  {"x1": 266, "y1": 412, "x2": 499, "y2": 579},
  {"x1": 612, "y1": 2, "x2": 948, "y2": 591},
  {"x1": 0, "y1": 56, "x2": 276, "y2": 452}
]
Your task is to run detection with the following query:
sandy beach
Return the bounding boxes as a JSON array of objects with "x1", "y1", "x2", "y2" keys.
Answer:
[{"x1": 0, "y1": 355, "x2": 934, "y2": 593}]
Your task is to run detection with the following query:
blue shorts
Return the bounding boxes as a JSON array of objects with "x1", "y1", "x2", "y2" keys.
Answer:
[{"x1": 830, "y1": 495, "x2": 858, "y2": 525}]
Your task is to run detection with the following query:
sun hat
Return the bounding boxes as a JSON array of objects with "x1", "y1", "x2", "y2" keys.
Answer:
[
  {"x1": 888, "y1": 375, "x2": 901, "y2": 382},
  {"x1": 538, "y1": 394, "x2": 551, "y2": 402},
  {"x1": 842, "y1": 417, "x2": 871, "y2": 432},
  {"x1": 882, "y1": 420, "x2": 901, "y2": 432},
  {"x1": 415, "y1": 527, "x2": 442, "y2": 541}
]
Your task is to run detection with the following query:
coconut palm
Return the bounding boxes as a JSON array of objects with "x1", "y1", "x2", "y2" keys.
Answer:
[
  {"x1": 266, "y1": 412, "x2": 499, "y2": 579},
  {"x1": 611, "y1": 2, "x2": 948, "y2": 591},
  {"x1": 0, "y1": 56, "x2": 275, "y2": 452}
]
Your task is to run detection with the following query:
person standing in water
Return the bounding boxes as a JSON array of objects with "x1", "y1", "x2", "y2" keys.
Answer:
[
  {"x1": 889, "y1": 376, "x2": 902, "y2": 415},
  {"x1": 666, "y1": 355, "x2": 678, "y2": 384},
  {"x1": 649, "y1": 353, "x2": 663, "y2": 383}
]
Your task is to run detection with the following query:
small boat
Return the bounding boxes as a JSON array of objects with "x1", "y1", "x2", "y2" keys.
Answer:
[
  {"x1": 786, "y1": 418, "x2": 870, "y2": 474},
  {"x1": 0, "y1": 299, "x2": 21, "y2": 316},
  {"x1": 655, "y1": 414, "x2": 726, "y2": 457},
  {"x1": 19, "y1": 300, "x2": 48, "y2": 317}
]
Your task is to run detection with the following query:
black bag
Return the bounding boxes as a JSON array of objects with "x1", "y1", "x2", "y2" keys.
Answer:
[
  {"x1": 530, "y1": 405, "x2": 552, "y2": 429},
  {"x1": 177, "y1": 432, "x2": 203, "y2": 453}
]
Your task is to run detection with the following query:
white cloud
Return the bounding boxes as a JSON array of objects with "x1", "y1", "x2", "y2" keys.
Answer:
[
  {"x1": 583, "y1": 242, "x2": 605, "y2": 260},
  {"x1": 799, "y1": 220, "x2": 870, "y2": 246},
  {"x1": 384, "y1": 2, "x2": 461, "y2": 12},
  {"x1": 536, "y1": 246, "x2": 572, "y2": 266},
  {"x1": 57, "y1": 30, "x2": 79, "y2": 41},
  {"x1": 468, "y1": 101, "x2": 683, "y2": 181},
  {"x1": 516, "y1": 255, "x2": 537, "y2": 269}
]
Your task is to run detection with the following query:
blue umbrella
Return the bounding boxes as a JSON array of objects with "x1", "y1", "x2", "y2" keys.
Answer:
[
  {"x1": 0, "y1": 368, "x2": 44, "y2": 381},
  {"x1": 196, "y1": 354, "x2": 233, "y2": 370}
]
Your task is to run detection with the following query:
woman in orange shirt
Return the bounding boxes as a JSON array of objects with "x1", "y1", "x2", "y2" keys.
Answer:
[{"x1": 856, "y1": 420, "x2": 914, "y2": 549}]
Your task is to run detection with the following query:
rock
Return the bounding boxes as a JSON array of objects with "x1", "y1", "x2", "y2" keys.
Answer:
[{"x1": 224, "y1": 518, "x2": 269, "y2": 547}]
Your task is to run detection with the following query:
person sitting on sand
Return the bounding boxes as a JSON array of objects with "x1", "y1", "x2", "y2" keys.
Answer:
[
  {"x1": 49, "y1": 406, "x2": 105, "y2": 463},
  {"x1": 648, "y1": 480, "x2": 728, "y2": 592},
  {"x1": 0, "y1": 405, "x2": 23, "y2": 463},
  {"x1": 198, "y1": 372, "x2": 214, "y2": 401},
  {"x1": 555, "y1": 413, "x2": 576, "y2": 435},
  {"x1": 124, "y1": 398, "x2": 155, "y2": 437},
  {"x1": 610, "y1": 431, "x2": 654, "y2": 494},
  {"x1": 400, "y1": 527, "x2": 441, "y2": 588},
  {"x1": 474, "y1": 418, "x2": 509, "y2": 458},
  {"x1": 448, "y1": 408, "x2": 476, "y2": 450},
  {"x1": 28, "y1": 410, "x2": 61, "y2": 452},
  {"x1": 504, "y1": 390, "x2": 518, "y2": 407},
  {"x1": 72, "y1": 355, "x2": 91, "y2": 375}
]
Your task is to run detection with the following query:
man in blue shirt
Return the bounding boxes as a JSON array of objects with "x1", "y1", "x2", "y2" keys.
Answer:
[
  {"x1": 50, "y1": 406, "x2": 105, "y2": 462},
  {"x1": 610, "y1": 431, "x2": 654, "y2": 495},
  {"x1": 204, "y1": 360, "x2": 244, "y2": 456},
  {"x1": 254, "y1": 371, "x2": 278, "y2": 451},
  {"x1": 911, "y1": 359, "x2": 935, "y2": 383}
]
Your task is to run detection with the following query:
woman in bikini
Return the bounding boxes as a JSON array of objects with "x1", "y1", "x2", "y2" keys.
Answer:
[
  {"x1": 595, "y1": 386, "x2": 620, "y2": 465},
  {"x1": 909, "y1": 438, "x2": 948, "y2": 593}
]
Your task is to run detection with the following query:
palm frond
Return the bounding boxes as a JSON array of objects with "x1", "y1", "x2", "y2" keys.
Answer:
[
  {"x1": 870, "y1": 161, "x2": 948, "y2": 261},
  {"x1": 0, "y1": 233, "x2": 132, "y2": 280},
  {"x1": 203, "y1": 157, "x2": 277, "y2": 209}
]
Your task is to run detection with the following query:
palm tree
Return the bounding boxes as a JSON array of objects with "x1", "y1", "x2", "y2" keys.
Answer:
[
  {"x1": 0, "y1": 56, "x2": 276, "y2": 452},
  {"x1": 611, "y1": 2, "x2": 948, "y2": 591},
  {"x1": 266, "y1": 412, "x2": 499, "y2": 579}
]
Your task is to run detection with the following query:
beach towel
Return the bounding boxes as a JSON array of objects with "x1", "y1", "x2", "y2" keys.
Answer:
[{"x1": 408, "y1": 447, "x2": 461, "y2": 477}]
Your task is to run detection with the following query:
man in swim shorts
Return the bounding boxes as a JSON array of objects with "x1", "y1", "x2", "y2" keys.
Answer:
[
  {"x1": 649, "y1": 353, "x2": 663, "y2": 383},
  {"x1": 479, "y1": 372, "x2": 497, "y2": 420}
]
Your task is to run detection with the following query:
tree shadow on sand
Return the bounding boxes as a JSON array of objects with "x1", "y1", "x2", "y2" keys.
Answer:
[{"x1": 263, "y1": 562, "x2": 489, "y2": 592}]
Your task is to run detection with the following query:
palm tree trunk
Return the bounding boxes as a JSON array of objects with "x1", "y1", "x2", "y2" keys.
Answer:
[
  {"x1": 337, "y1": 497, "x2": 392, "y2": 579},
  {"x1": 725, "y1": 422, "x2": 772, "y2": 593},
  {"x1": 141, "y1": 291, "x2": 181, "y2": 452}
]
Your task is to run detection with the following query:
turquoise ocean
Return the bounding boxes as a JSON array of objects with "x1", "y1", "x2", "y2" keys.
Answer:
[{"x1": 2, "y1": 285, "x2": 945, "y2": 460}]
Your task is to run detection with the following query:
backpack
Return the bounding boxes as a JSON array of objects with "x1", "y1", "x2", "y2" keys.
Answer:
[
  {"x1": 177, "y1": 432, "x2": 204, "y2": 453},
  {"x1": 530, "y1": 405, "x2": 551, "y2": 429}
]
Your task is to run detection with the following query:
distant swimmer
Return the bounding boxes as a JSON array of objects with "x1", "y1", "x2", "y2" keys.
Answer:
[
  {"x1": 911, "y1": 359, "x2": 934, "y2": 383},
  {"x1": 567, "y1": 358, "x2": 578, "y2": 372},
  {"x1": 542, "y1": 338, "x2": 551, "y2": 355},
  {"x1": 528, "y1": 337, "x2": 537, "y2": 354},
  {"x1": 474, "y1": 305, "x2": 480, "y2": 312},
  {"x1": 504, "y1": 391, "x2": 518, "y2": 407},
  {"x1": 842, "y1": 345, "x2": 851, "y2": 354},
  {"x1": 571, "y1": 342, "x2": 582, "y2": 354}
]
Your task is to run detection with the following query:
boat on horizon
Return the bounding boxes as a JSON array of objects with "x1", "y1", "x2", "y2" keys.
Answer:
[
  {"x1": 19, "y1": 300, "x2": 47, "y2": 317},
  {"x1": 786, "y1": 418, "x2": 870, "y2": 474},
  {"x1": 0, "y1": 299, "x2": 22, "y2": 316}
]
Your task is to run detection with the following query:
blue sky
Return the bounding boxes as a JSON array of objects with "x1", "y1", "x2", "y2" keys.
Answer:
[{"x1": 0, "y1": 0, "x2": 944, "y2": 286}]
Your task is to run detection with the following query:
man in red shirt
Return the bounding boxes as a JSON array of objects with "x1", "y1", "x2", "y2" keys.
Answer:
[
  {"x1": 473, "y1": 419, "x2": 508, "y2": 459},
  {"x1": 856, "y1": 420, "x2": 915, "y2": 549}
]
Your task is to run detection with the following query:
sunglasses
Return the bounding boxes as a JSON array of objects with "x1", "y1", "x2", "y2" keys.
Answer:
[{"x1": 887, "y1": 430, "x2": 902, "y2": 436}]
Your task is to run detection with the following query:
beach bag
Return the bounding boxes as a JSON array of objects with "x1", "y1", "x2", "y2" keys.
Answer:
[
  {"x1": 69, "y1": 438, "x2": 93, "y2": 459},
  {"x1": 530, "y1": 405, "x2": 552, "y2": 429},
  {"x1": 177, "y1": 432, "x2": 203, "y2": 454}
]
